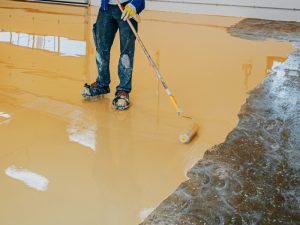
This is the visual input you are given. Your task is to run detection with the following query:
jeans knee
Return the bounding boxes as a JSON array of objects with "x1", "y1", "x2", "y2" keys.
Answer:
[{"x1": 120, "y1": 54, "x2": 131, "y2": 69}]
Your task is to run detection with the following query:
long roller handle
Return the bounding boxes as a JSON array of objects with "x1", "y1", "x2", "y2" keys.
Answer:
[{"x1": 115, "y1": 0, "x2": 183, "y2": 115}]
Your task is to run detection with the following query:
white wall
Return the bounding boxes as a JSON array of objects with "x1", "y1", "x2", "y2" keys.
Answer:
[
  {"x1": 30, "y1": 0, "x2": 88, "y2": 4},
  {"x1": 146, "y1": 0, "x2": 300, "y2": 22},
  {"x1": 90, "y1": 0, "x2": 100, "y2": 6},
  {"x1": 150, "y1": 0, "x2": 300, "y2": 10},
  {"x1": 90, "y1": 0, "x2": 300, "y2": 22}
]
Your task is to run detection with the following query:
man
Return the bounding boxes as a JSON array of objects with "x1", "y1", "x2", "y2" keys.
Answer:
[{"x1": 82, "y1": 0, "x2": 145, "y2": 110}]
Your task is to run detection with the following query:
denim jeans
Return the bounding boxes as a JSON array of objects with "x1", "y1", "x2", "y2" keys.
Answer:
[{"x1": 93, "y1": 4, "x2": 138, "y2": 93}]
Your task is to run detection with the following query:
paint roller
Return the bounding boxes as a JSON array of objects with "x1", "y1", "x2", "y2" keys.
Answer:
[
  {"x1": 115, "y1": 0, "x2": 199, "y2": 144},
  {"x1": 179, "y1": 123, "x2": 199, "y2": 144}
]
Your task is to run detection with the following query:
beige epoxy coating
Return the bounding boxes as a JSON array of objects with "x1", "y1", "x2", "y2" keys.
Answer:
[{"x1": 0, "y1": 1, "x2": 294, "y2": 225}]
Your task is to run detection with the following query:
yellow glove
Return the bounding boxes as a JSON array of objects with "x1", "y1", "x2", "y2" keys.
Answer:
[{"x1": 121, "y1": 3, "x2": 136, "y2": 21}]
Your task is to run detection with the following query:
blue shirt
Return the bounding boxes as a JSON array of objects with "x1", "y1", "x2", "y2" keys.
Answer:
[{"x1": 101, "y1": 0, "x2": 145, "y2": 14}]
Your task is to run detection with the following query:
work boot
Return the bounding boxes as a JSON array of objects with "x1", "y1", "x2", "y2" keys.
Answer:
[
  {"x1": 112, "y1": 90, "x2": 130, "y2": 110},
  {"x1": 82, "y1": 82, "x2": 110, "y2": 99}
]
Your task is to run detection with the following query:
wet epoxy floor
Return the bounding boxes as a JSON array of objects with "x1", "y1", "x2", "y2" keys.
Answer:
[{"x1": 0, "y1": 1, "x2": 294, "y2": 225}]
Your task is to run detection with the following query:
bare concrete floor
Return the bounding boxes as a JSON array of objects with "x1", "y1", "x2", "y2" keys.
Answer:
[{"x1": 0, "y1": 1, "x2": 295, "y2": 225}]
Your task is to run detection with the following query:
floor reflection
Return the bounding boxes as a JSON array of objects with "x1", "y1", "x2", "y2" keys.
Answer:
[
  {"x1": 0, "y1": 112, "x2": 11, "y2": 125},
  {"x1": 5, "y1": 166, "x2": 49, "y2": 191},
  {"x1": 0, "y1": 31, "x2": 86, "y2": 57}
]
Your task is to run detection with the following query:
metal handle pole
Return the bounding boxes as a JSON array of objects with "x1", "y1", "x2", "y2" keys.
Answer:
[{"x1": 115, "y1": 0, "x2": 183, "y2": 115}]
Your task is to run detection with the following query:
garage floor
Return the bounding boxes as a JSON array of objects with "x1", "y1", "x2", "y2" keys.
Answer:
[{"x1": 0, "y1": 1, "x2": 294, "y2": 225}]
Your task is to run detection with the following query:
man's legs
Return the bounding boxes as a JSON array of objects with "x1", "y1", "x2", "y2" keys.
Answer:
[
  {"x1": 93, "y1": 7, "x2": 118, "y2": 89},
  {"x1": 113, "y1": 10, "x2": 138, "y2": 93}
]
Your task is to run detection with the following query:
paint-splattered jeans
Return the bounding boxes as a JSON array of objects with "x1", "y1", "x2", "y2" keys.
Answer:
[{"x1": 93, "y1": 4, "x2": 137, "y2": 93}]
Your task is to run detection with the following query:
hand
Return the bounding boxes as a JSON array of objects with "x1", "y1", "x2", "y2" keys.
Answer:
[{"x1": 121, "y1": 3, "x2": 136, "y2": 21}]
